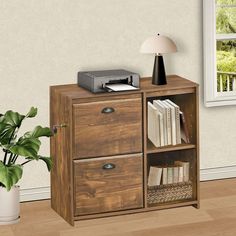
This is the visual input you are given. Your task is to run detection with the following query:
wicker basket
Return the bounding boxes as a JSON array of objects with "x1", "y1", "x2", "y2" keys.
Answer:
[{"x1": 147, "y1": 182, "x2": 193, "y2": 205}]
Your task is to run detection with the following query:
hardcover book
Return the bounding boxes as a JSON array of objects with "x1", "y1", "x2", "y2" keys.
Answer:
[
  {"x1": 167, "y1": 167, "x2": 173, "y2": 184},
  {"x1": 163, "y1": 100, "x2": 177, "y2": 145},
  {"x1": 153, "y1": 100, "x2": 168, "y2": 145},
  {"x1": 175, "y1": 161, "x2": 190, "y2": 182},
  {"x1": 147, "y1": 102, "x2": 161, "y2": 147},
  {"x1": 165, "y1": 99, "x2": 181, "y2": 144},
  {"x1": 148, "y1": 166, "x2": 163, "y2": 186}
]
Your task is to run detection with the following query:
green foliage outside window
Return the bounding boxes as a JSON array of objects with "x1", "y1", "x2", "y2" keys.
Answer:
[
  {"x1": 216, "y1": 0, "x2": 236, "y2": 91},
  {"x1": 217, "y1": 50, "x2": 236, "y2": 72},
  {"x1": 216, "y1": 0, "x2": 236, "y2": 33},
  {"x1": 216, "y1": 0, "x2": 236, "y2": 5}
]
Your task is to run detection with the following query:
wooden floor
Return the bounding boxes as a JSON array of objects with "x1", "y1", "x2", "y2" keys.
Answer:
[{"x1": 1, "y1": 178, "x2": 236, "y2": 236}]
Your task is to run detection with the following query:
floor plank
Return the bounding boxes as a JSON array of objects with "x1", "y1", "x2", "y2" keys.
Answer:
[{"x1": 1, "y1": 178, "x2": 236, "y2": 236}]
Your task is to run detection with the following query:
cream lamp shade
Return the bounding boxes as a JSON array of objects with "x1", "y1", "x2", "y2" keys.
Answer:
[
  {"x1": 140, "y1": 34, "x2": 177, "y2": 85},
  {"x1": 140, "y1": 34, "x2": 177, "y2": 54}
]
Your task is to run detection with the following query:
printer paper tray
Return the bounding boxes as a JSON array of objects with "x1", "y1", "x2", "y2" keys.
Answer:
[{"x1": 105, "y1": 84, "x2": 139, "y2": 92}]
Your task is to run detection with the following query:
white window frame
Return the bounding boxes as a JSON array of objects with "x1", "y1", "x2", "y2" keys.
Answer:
[{"x1": 203, "y1": 0, "x2": 236, "y2": 107}]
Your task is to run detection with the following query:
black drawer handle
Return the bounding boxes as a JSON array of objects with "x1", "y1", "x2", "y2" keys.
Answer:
[
  {"x1": 102, "y1": 163, "x2": 116, "y2": 170},
  {"x1": 101, "y1": 107, "x2": 115, "y2": 114}
]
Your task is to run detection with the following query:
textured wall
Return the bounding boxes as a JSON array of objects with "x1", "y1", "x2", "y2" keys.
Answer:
[{"x1": 0, "y1": 0, "x2": 235, "y2": 190}]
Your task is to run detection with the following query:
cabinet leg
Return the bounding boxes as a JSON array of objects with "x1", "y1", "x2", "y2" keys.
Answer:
[{"x1": 193, "y1": 202, "x2": 200, "y2": 209}]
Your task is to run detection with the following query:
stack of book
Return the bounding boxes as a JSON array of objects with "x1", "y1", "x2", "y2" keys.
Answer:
[
  {"x1": 147, "y1": 161, "x2": 190, "y2": 187},
  {"x1": 147, "y1": 99, "x2": 190, "y2": 147}
]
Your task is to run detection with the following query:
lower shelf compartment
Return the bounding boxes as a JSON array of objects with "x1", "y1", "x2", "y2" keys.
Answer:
[{"x1": 147, "y1": 181, "x2": 193, "y2": 206}]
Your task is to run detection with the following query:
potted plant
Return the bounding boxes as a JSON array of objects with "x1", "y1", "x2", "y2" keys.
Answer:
[{"x1": 0, "y1": 107, "x2": 52, "y2": 225}]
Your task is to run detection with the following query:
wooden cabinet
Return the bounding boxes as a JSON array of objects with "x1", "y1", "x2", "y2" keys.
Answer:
[
  {"x1": 74, "y1": 154, "x2": 143, "y2": 215},
  {"x1": 50, "y1": 75, "x2": 199, "y2": 225}
]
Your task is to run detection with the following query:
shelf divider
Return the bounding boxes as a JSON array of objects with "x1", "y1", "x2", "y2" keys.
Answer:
[{"x1": 147, "y1": 139, "x2": 196, "y2": 154}]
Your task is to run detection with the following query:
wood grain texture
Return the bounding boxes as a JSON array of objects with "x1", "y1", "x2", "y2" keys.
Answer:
[
  {"x1": 74, "y1": 154, "x2": 143, "y2": 215},
  {"x1": 73, "y1": 96, "x2": 142, "y2": 158},
  {"x1": 50, "y1": 87, "x2": 74, "y2": 225},
  {"x1": 2, "y1": 179, "x2": 236, "y2": 236},
  {"x1": 145, "y1": 83, "x2": 199, "y2": 208},
  {"x1": 50, "y1": 87, "x2": 59, "y2": 214},
  {"x1": 49, "y1": 75, "x2": 198, "y2": 100},
  {"x1": 195, "y1": 86, "x2": 200, "y2": 209},
  {"x1": 142, "y1": 92, "x2": 148, "y2": 208},
  {"x1": 50, "y1": 75, "x2": 199, "y2": 225},
  {"x1": 147, "y1": 140, "x2": 196, "y2": 154},
  {"x1": 74, "y1": 200, "x2": 198, "y2": 221},
  {"x1": 140, "y1": 76, "x2": 198, "y2": 92}
]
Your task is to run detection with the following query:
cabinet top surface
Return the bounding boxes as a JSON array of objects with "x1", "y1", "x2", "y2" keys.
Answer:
[{"x1": 50, "y1": 75, "x2": 198, "y2": 99}]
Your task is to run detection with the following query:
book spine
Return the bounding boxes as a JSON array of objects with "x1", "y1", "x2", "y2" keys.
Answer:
[
  {"x1": 155, "y1": 112, "x2": 161, "y2": 147},
  {"x1": 147, "y1": 102, "x2": 154, "y2": 146},
  {"x1": 178, "y1": 166, "x2": 184, "y2": 182},
  {"x1": 148, "y1": 166, "x2": 163, "y2": 186},
  {"x1": 183, "y1": 162, "x2": 190, "y2": 182},
  {"x1": 162, "y1": 167, "x2": 168, "y2": 185},
  {"x1": 148, "y1": 166, "x2": 158, "y2": 186},
  {"x1": 159, "y1": 113, "x2": 164, "y2": 146},
  {"x1": 163, "y1": 100, "x2": 176, "y2": 146},
  {"x1": 163, "y1": 109, "x2": 168, "y2": 146},
  {"x1": 156, "y1": 167, "x2": 163, "y2": 186},
  {"x1": 153, "y1": 100, "x2": 167, "y2": 145},
  {"x1": 165, "y1": 99, "x2": 181, "y2": 145},
  {"x1": 175, "y1": 106, "x2": 181, "y2": 144},
  {"x1": 167, "y1": 167, "x2": 173, "y2": 184},
  {"x1": 165, "y1": 105, "x2": 172, "y2": 145},
  {"x1": 173, "y1": 166, "x2": 179, "y2": 183},
  {"x1": 147, "y1": 102, "x2": 160, "y2": 147},
  {"x1": 174, "y1": 161, "x2": 190, "y2": 182},
  {"x1": 170, "y1": 104, "x2": 176, "y2": 145}
]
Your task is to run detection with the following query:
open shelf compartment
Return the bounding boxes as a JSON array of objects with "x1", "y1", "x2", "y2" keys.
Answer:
[
  {"x1": 146, "y1": 92, "x2": 197, "y2": 149},
  {"x1": 146, "y1": 149, "x2": 197, "y2": 208}
]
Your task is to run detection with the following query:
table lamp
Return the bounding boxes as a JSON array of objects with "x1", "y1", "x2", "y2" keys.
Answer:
[{"x1": 140, "y1": 34, "x2": 177, "y2": 85}]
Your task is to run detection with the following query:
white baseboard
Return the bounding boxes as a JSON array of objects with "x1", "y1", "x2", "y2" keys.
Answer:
[
  {"x1": 19, "y1": 166, "x2": 236, "y2": 202},
  {"x1": 200, "y1": 165, "x2": 236, "y2": 181},
  {"x1": 20, "y1": 186, "x2": 50, "y2": 202}
]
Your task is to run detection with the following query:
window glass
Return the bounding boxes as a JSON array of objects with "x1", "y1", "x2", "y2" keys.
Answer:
[
  {"x1": 204, "y1": 0, "x2": 236, "y2": 106},
  {"x1": 216, "y1": 0, "x2": 236, "y2": 34},
  {"x1": 216, "y1": 0, "x2": 236, "y2": 93}
]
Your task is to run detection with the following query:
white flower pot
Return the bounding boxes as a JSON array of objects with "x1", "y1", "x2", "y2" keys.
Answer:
[{"x1": 0, "y1": 186, "x2": 20, "y2": 225}]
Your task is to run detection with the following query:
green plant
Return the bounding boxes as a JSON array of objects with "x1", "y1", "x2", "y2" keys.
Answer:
[
  {"x1": 216, "y1": 51, "x2": 236, "y2": 91},
  {"x1": 0, "y1": 107, "x2": 52, "y2": 191},
  {"x1": 217, "y1": 50, "x2": 236, "y2": 72},
  {"x1": 216, "y1": 0, "x2": 236, "y2": 34}
]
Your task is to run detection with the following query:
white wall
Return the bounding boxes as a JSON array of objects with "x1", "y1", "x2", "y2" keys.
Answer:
[{"x1": 0, "y1": 0, "x2": 235, "y2": 200}]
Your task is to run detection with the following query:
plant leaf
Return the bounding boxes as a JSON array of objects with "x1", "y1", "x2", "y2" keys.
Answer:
[
  {"x1": 23, "y1": 126, "x2": 52, "y2": 139},
  {"x1": 38, "y1": 156, "x2": 52, "y2": 171},
  {"x1": 2, "y1": 110, "x2": 25, "y2": 127},
  {"x1": 25, "y1": 155, "x2": 52, "y2": 171},
  {"x1": 0, "y1": 161, "x2": 23, "y2": 191},
  {"x1": 0, "y1": 110, "x2": 25, "y2": 145},
  {"x1": 25, "y1": 107, "x2": 37, "y2": 118},
  {"x1": 0, "y1": 123, "x2": 12, "y2": 145},
  {"x1": 9, "y1": 138, "x2": 41, "y2": 158}
]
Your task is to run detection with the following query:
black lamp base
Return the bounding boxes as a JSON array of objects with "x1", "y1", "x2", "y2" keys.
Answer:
[{"x1": 152, "y1": 55, "x2": 167, "y2": 85}]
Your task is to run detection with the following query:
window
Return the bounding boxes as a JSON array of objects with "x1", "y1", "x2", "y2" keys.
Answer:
[{"x1": 204, "y1": 0, "x2": 236, "y2": 107}]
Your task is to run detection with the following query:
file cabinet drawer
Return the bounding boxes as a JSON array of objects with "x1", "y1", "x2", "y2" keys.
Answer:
[
  {"x1": 74, "y1": 154, "x2": 143, "y2": 216},
  {"x1": 73, "y1": 95, "x2": 142, "y2": 158}
]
